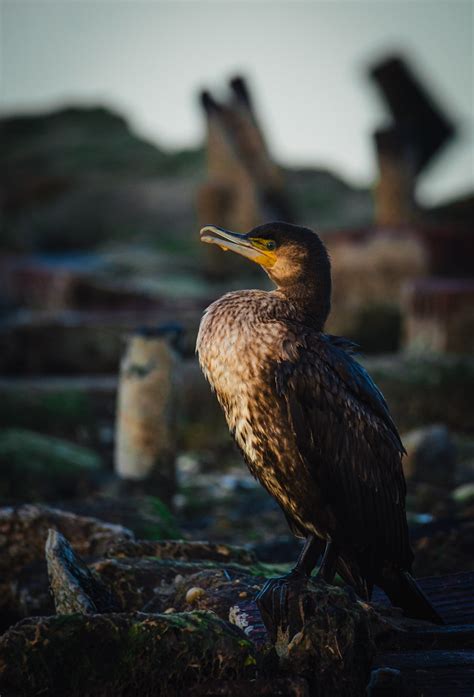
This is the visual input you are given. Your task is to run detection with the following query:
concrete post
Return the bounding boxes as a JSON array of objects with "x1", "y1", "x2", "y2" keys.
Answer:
[{"x1": 114, "y1": 326, "x2": 181, "y2": 503}]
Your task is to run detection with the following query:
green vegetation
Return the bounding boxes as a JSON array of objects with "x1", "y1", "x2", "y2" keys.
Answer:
[
  {"x1": 141, "y1": 496, "x2": 181, "y2": 540},
  {"x1": 0, "y1": 389, "x2": 94, "y2": 435},
  {"x1": 0, "y1": 429, "x2": 103, "y2": 502}
]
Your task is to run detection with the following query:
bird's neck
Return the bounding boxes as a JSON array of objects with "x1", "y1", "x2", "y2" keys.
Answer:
[{"x1": 275, "y1": 277, "x2": 331, "y2": 330}]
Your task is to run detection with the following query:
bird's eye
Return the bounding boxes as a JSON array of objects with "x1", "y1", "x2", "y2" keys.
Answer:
[{"x1": 265, "y1": 240, "x2": 276, "y2": 251}]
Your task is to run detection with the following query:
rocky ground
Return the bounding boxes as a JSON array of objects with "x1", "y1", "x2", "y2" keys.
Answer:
[{"x1": 1, "y1": 504, "x2": 472, "y2": 697}]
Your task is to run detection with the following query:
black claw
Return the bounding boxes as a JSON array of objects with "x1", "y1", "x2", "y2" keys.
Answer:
[{"x1": 256, "y1": 571, "x2": 309, "y2": 642}]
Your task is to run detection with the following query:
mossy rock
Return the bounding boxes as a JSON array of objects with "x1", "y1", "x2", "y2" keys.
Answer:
[
  {"x1": 157, "y1": 567, "x2": 263, "y2": 620},
  {"x1": 0, "y1": 611, "x2": 256, "y2": 696},
  {"x1": 0, "y1": 429, "x2": 103, "y2": 502},
  {"x1": 276, "y1": 581, "x2": 374, "y2": 697},
  {"x1": 92, "y1": 556, "x2": 285, "y2": 612}
]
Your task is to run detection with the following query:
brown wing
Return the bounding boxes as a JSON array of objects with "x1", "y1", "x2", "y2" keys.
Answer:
[{"x1": 275, "y1": 332, "x2": 413, "y2": 584}]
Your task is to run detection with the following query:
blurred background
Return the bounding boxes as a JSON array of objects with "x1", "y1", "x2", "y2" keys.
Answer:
[{"x1": 0, "y1": 0, "x2": 473, "y2": 625}]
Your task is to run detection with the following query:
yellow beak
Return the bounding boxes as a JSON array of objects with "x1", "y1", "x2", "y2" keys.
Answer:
[{"x1": 199, "y1": 225, "x2": 276, "y2": 268}]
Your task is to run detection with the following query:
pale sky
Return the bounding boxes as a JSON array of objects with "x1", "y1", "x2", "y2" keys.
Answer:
[{"x1": 1, "y1": 0, "x2": 473, "y2": 204}]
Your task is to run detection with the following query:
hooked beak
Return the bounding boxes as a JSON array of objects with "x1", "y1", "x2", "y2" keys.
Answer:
[{"x1": 199, "y1": 225, "x2": 276, "y2": 268}]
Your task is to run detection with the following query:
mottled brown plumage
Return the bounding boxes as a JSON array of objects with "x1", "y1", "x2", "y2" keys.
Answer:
[{"x1": 197, "y1": 221, "x2": 442, "y2": 624}]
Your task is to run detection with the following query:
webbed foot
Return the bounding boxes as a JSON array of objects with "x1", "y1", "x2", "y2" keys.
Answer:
[{"x1": 256, "y1": 569, "x2": 309, "y2": 642}]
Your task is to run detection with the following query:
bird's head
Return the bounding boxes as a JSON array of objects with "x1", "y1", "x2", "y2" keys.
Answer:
[{"x1": 200, "y1": 221, "x2": 331, "y2": 291}]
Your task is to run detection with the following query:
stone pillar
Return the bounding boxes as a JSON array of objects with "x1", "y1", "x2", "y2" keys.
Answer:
[
  {"x1": 114, "y1": 327, "x2": 180, "y2": 503},
  {"x1": 369, "y1": 55, "x2": 455, "y2": 227},
  {"x1": 196, "y1": 77, "x2": 293, "y2": 278},
  {"x1": 374, "y1": 130, "x2": 416, "y2": 226}
]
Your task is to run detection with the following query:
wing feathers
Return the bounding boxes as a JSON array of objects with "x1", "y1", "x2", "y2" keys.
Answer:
[{"x1": 275, "y1": 331, "x2": 412, "y2": 578}]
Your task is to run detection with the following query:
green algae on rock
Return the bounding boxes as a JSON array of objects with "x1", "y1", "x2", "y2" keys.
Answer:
[{"x1": 0, "y1": 611, "x2": 256, "y2": 697}]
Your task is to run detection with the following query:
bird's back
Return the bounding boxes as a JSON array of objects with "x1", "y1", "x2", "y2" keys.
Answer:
[{"x1": 273, "y1": 330, "x2": 413, "y2": 580}]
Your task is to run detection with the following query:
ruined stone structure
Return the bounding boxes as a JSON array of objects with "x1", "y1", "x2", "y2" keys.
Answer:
[
  {"x1": 324, "y1": 223, "x2": 474, "y2": 353},
  {"x1": 370, "y1": 56, "x2": 455, "y2": 226},
  {"x1": 197, "y1": 77, "x2": 292, "y2": 277},
  {"x1": 320, "y1": 56, "x2": 473, "y2": 353},
  {"x1": 325, "y1": 229, "x2": 429, "y2": 342}
]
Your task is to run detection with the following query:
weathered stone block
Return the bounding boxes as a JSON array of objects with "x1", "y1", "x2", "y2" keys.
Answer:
[{"x1": 0, "y1": 505, "x2": 132, "y2": 628}]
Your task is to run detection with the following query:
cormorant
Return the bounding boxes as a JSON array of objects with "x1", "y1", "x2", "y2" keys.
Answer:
[{"x1": 197, "y1": 221, "x2": 442, "y2": 633}]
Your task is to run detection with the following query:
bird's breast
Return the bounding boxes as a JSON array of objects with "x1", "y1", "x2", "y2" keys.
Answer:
[
  {"x1": 197, "y1": 293, "x2": 285, "y2": 455},
  {"x1": 197, "y1": 293, "x2": 280, "y2": 391},
  {"x1": 196, "y1": 293, "x2": 332, "y2": 538}
]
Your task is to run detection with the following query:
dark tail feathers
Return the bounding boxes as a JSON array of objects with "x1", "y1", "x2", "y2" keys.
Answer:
[{"x1": 381, "y1": 570, "x2": 444, "y2": 624}]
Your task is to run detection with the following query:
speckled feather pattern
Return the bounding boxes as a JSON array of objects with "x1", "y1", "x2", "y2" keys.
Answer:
[
  {"x1": 197, "y1": 288, "x2": 412, "y2": 587},
  {"x1": 197, "y1": 290, "x2": 325, "y2": 536}
]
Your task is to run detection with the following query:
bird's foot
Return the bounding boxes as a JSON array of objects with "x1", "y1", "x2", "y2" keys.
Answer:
[{"x1": 256, "y1": 569, "x2": 309, "y2": 643}]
